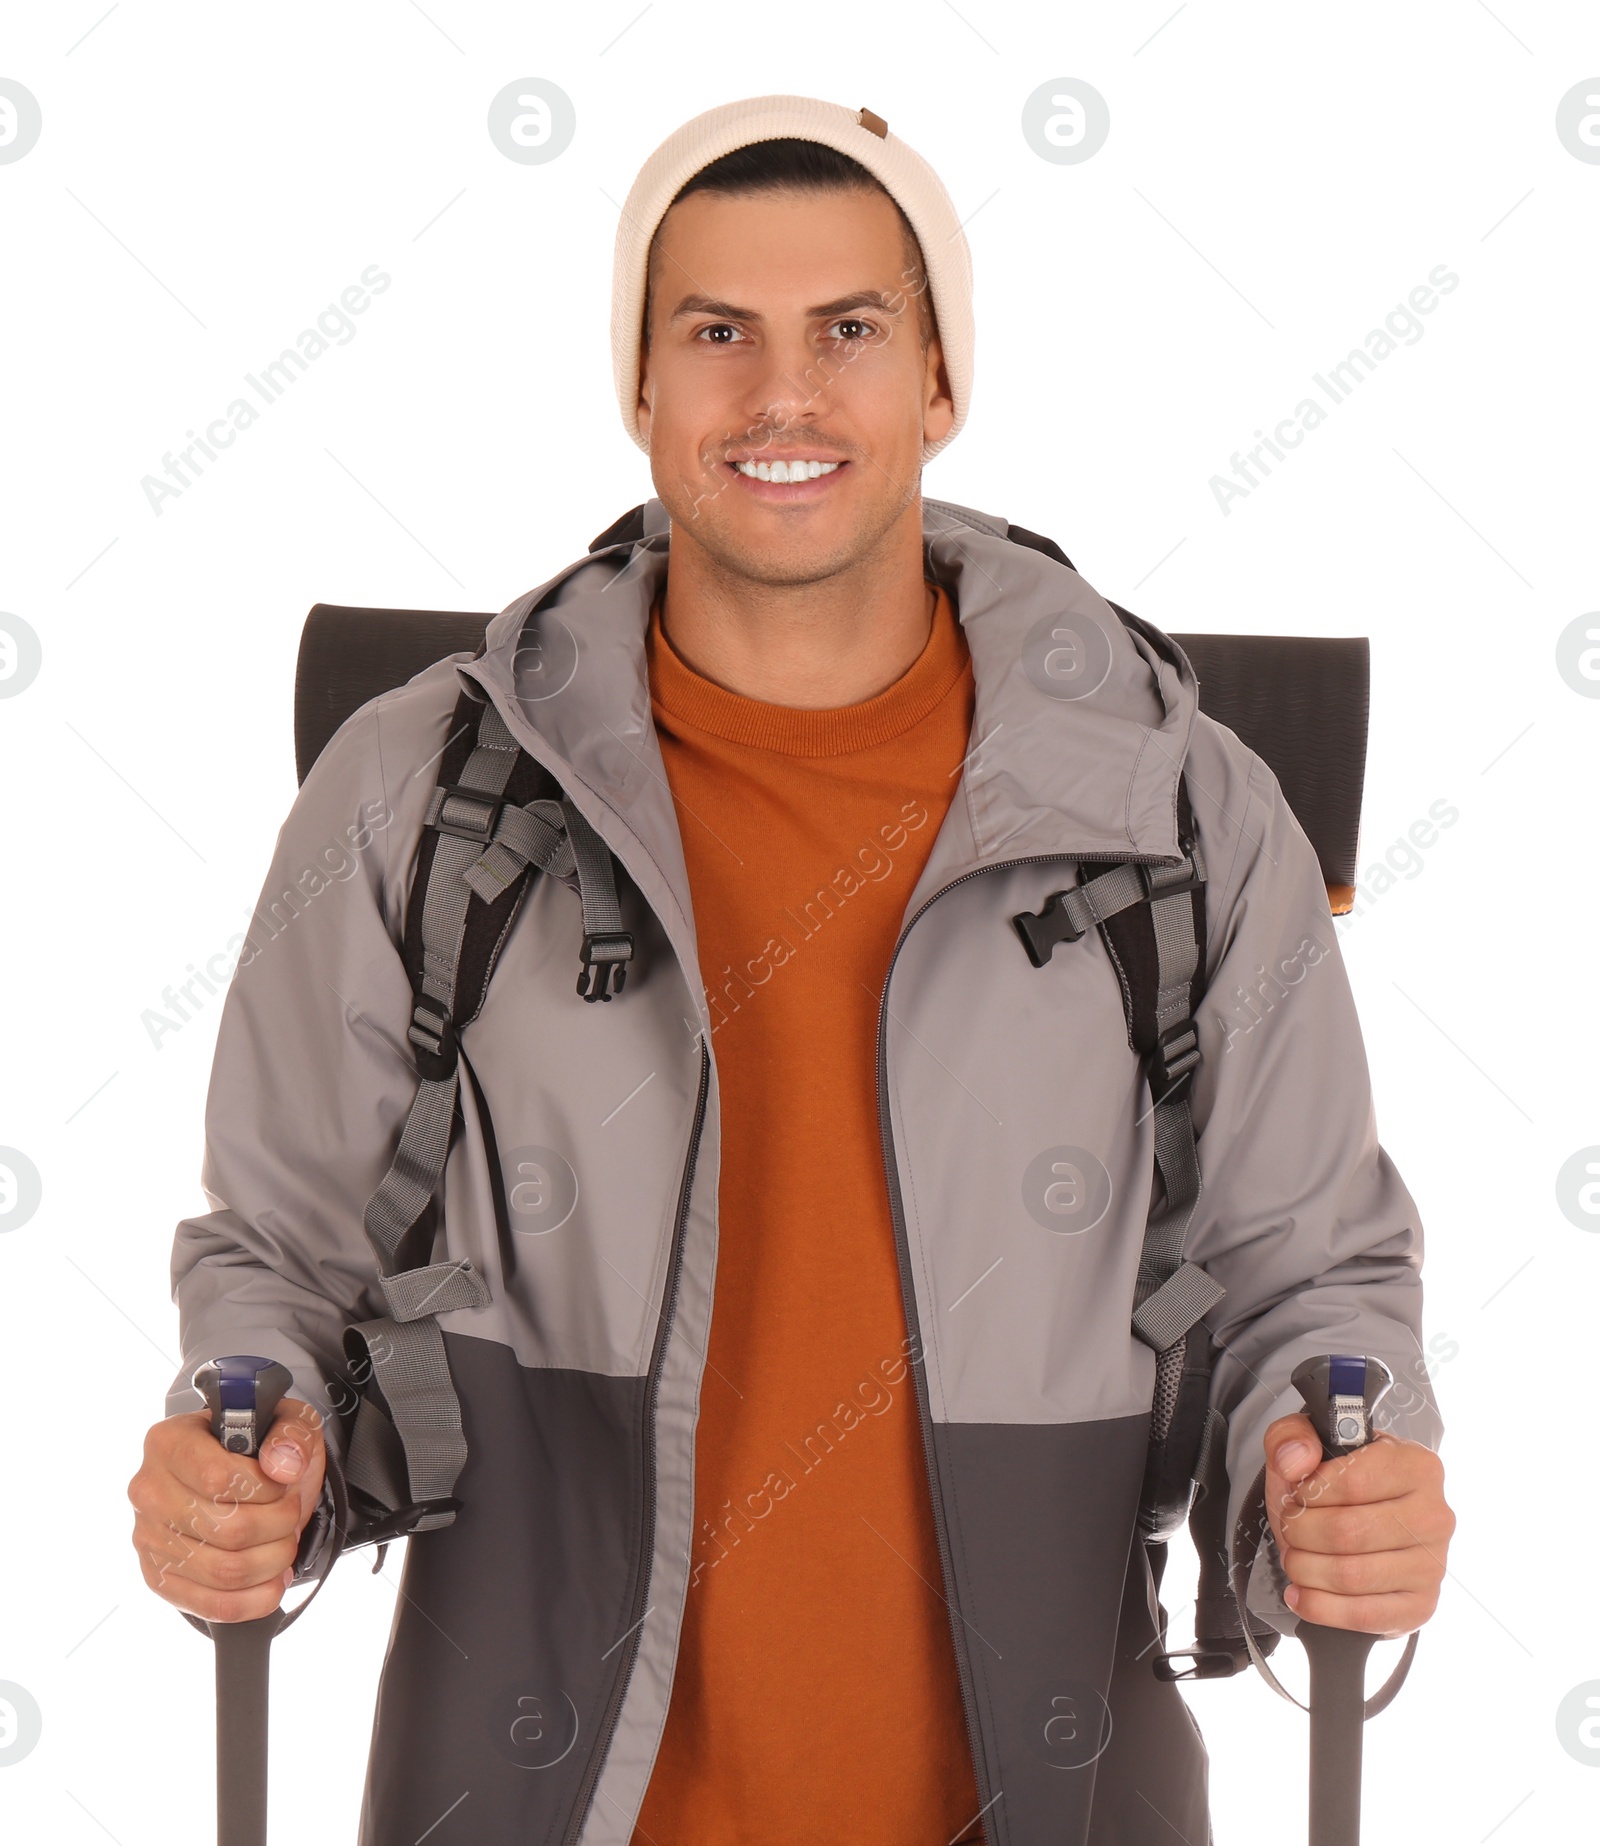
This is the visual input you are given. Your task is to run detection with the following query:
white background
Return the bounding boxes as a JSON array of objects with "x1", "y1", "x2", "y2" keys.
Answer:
[{"x1": 2, "y1": 3, "x2": 1598, "y2": 1842}]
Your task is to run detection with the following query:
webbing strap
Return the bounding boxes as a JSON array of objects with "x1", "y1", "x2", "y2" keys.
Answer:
[
  {"x1": 1150, "y1": 857, "x2": 1202, "y2": 1026},
  {"x1": 562, "y1": 798, "x2": 625, "y2": 938},
  {"x1": 417, "y1": 700, "x2": 522, "y2": 1013},
  {"x1": 361, "y1": 1073, "x2": 463, "y2": 1270},
  {"x1": 364, "y1": 697, "x2": 529, "y2": 1270},
  {"x1": 1061, "y1": 842, "x2": 1208, "y2": 941},
  {"x1": 1134, "y1": 1257, "x2": 1227, "y2": 1351},
  {"x1": 344, "y1": 1316, "x2": 468, "y2": 1529},
  {"x1": 1063, "y1": 860, "x2": 1150, "y2": 932},
  {"x1": 1115, "y1": 834, "x2": 1231, "y2": 1582},
  {"x1": 343, "y1": 1380, "x2": 410, "y2": 1514},
  {"x1": 1136, "y1": 1096, "x2": 1202, "y2": 1308},
  {"x1": 464, "y1": 798, "x2": 574, "y2": 903},
  {"x1": 380, "y1": 1257, "x2": 493, "y2": 1322},
  {"x1": 563, "y1": 797, "x2": 633, "y2": 999},
  {"x1": 1130, "y1": 857, "x2": 1223, "y2": 1353}
]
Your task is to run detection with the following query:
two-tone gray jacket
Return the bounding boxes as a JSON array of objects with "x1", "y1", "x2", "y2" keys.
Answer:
[{"x1": 165, "y1": 497, "x2": 1443, "y2": 1845}]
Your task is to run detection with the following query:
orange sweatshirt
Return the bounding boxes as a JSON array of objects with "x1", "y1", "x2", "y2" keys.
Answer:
[{"x1": 632, "y1": 581, "x2": 985, "y2": 1846}]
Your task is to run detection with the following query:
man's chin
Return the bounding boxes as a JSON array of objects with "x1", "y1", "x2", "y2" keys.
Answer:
[
  {"x1": 685, "y1": 529, "x2": 864, "y2": 589},
  {"x1": 656, "y1": 481, "x2": 919, "y2": 587}
]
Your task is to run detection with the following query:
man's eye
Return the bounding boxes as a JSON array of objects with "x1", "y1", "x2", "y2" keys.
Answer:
[
  {"x1": 830, "y1": 318, "x2": 876, "y2": 342},
  {"x1": 695, "y1": 323, "x2": 746, "y2": 343}
]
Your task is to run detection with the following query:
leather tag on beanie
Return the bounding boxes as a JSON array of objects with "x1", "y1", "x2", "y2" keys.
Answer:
[{"x1": 857, "y1": 106, "x2": 888, "y2": 138}]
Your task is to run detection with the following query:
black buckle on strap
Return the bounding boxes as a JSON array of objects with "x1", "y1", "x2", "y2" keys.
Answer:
[
  {"x1": 1148, "y1": 1017, "x2": 1200, "y2": 1105},
  {"x1": 1012, "y1": 889, "x2": 1085, "y2": 966},
  {"x1": 344, "y1": 1497, "x2": 462, "y2": 1551},
  {"x1": 430, "y1": 784, "x2": 505, "y2": 844},
  {"x1": 1014, "y1": 850, "x2": 1203, "y2": 970},
  {"x1": 577, "y1": 931, "x2": 633, "y2": 1002}
]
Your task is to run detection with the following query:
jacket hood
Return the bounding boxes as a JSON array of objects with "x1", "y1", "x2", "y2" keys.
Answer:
[{"x1": 458, "y1": 498, "x2": 1201, "y2": 941}]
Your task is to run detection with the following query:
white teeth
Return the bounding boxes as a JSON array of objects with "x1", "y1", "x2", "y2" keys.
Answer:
[{"x1": 735, "y1": 458, "x2": 840, "y2": 481}]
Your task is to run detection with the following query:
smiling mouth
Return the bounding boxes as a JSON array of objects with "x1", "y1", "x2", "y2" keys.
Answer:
[{"x1": 724, "y1": 456, "x2": 850, "y2": 493}]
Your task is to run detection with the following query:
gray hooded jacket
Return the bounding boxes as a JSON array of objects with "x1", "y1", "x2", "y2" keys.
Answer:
[{"x1": 167, "y1": 497, "x2": 1443, "y2": 1846}]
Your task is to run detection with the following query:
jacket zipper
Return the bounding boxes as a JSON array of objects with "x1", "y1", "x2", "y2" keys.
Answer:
[
  {"x1": 873, "y1": 846, "x2": 1180, "y2": 1846},
  {"x1": 560, "y1": 1038, "x2": 711, "y2": 1846}
]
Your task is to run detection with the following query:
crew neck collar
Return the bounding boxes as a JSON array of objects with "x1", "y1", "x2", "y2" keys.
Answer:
[{"x1": 645, "y1": 583, "x2": 969, "y2": 758}]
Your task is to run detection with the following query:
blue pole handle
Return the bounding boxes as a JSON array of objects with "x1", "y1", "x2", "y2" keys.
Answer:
[
  {"x1": 1291, "y1": 1353, "x2": 1394, "y2": 1462},
  {"x1": 192, "y1": 1356, "x2": 294, "y2": 1460}
]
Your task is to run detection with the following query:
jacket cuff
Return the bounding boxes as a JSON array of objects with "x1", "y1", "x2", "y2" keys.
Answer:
[
  {"x1": 1227, "y1": 1385, "x2": 1312, "y2": 1640},
  {"x1": 292, "y1": 1431, "x2": 352, "y2": 1581}
]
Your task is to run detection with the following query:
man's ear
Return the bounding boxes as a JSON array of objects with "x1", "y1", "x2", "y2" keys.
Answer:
[
  {"x1": 922, "y1": 333, "x2": 954, "y2": 447},
  {"x1": 636, "y1": 350, "x2": 653, "y2": 448}
]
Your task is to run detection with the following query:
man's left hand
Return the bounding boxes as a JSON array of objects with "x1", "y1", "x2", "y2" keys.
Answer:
[{"x1": 1262, "y1": 1414, "x2": 1455, "y2": 1638}]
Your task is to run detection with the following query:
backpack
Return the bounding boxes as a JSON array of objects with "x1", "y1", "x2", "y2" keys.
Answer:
[{"x1": 298, "y1": 501, "x2": 1370, "y2": 1684}]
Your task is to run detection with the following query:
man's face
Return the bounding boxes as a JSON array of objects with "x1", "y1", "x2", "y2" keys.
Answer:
[{"x1": 636, "y1": 185, "x2": 953, "y2": 586}]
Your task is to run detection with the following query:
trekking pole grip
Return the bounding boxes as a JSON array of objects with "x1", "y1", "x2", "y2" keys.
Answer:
[
  {"x1": 1289, "y1": 1354, "x2": 1393, "y2": 1846},
  {"x1": 193, "y1": 1357, "x2": 294, "y2": 1846}
]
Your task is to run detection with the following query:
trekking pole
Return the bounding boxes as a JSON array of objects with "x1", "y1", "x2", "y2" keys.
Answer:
[
  {"x1": 193, "y1": 1355, "x2": 295, "y2": 1846},
  {"x1": 1289, "y1": 1353, "x2": 1398, "y2": 1846}
]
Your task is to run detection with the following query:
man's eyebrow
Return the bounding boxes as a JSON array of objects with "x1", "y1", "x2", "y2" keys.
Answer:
[{"x1": 665, "y1": 289, "x2": 906, "y2": 325}]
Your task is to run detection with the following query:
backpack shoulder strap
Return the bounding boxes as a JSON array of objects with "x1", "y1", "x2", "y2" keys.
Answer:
[
  {"x1": 1011, "y1": 778, "x2": 1221, "y2": 1418},
  {"x1": 1013, "y1": 775, "x2": 1283, "y2": 1678},
  {"x1": 339, "y1": 681, "x2": 632, "y2": 1549},
  {"x1": 1094, "y1": 778, "x2": 1221, "y2": 1355}
]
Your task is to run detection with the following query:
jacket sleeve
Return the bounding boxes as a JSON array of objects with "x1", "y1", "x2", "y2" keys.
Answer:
[
  {"x1": 162, "y1": 691, "x2": 436, "y2": 1568},
  {"x1": 1182, "y1": 744, "x2": 1445, "y2": 1637}
]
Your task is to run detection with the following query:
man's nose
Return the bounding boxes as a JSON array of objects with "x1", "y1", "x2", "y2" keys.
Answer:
[{"x1": 737, "y1": 327, "x2": 840, "y2": 437}]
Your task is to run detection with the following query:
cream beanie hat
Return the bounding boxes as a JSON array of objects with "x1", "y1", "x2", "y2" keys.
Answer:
[{"x1": 611, "y1": 95, "x2": 973, "y2": 465}]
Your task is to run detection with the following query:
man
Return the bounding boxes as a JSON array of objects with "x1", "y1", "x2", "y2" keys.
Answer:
[{"x1": 130, "y1": 96, "x2": 1453, "y2": 1844}]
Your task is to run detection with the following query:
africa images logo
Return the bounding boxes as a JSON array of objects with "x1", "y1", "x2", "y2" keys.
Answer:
[
  {"x1": 139, "y1": 267, "x2": 393, "y2": 516},
  {"x1": 1209, "y1": 266, "x2": 1460, "y2": 515}
]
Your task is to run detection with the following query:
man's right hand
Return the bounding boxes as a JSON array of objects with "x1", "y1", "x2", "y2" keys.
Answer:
[{"x1": 128, "y1": 1397, "x2": 327, "y2": 1622}]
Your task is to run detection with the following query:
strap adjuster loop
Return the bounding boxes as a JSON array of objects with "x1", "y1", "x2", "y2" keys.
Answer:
[
  {"x1": 428, "y1": 783, "x2": 506, "y2": 844},
  {"x1": 1140, "y1": 845, "x2": 1205, "y2": 905},
  {"x1": 406, "y1": 1002, "x2": 458, "y2": 1072},
  {"x1": 1148, "y1": 1017, "x2": 1200, "y2": 1104}
]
